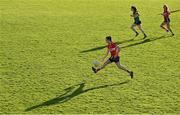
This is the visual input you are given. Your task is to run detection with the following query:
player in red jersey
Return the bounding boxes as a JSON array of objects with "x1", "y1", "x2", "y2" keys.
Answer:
[
  {"x1": 92, "y1": 36, "x2": 133, "y2": 78},
  {"x1": 160, "y1": 4, "x2": 174, "y2": 36}
]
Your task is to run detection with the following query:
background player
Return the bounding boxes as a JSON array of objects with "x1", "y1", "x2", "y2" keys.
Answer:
[
  {"x1": 130, "y1": 6, "x2": 147, "y2": 39},
  {"x1": 160, "y1": 4, "x2": 174, "y2": 36}
]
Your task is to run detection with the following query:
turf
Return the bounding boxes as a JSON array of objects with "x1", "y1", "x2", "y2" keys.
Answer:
[{"x1": 0, "y1": 0, "x2": 180, "y2": 114}]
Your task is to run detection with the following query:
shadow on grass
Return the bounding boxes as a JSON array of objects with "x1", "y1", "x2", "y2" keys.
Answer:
[
  {"x1": 171, "y1": 9, "x2": 180, "y2": 13},
  {"x1": 80, "y1": 39, "x2": 135, "y2": 53},
  {"x1": 80, "y1": 35, "x2": 172, "y2": 53},
  {"x1": 25, "y1": 80, "x2": 129, "y2": 111},
  {"x1": 122, "y1": 35, "x2": 172, "y2": 48}
]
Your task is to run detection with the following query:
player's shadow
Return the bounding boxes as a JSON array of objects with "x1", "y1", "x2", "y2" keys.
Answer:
[
  {"x1": 25, "y1": 80, "x2": 129, "y2": 111},
  {"x1": 171, "y1": 9, "x2": 180, "y2": 13},
  {"x1": 80, "y1": 39, "x2": 135, "y2": 53},
  {"x1": 80, "y1": 35, "x2": 172, "y2": 53},
  {"x1": 121, "y1": 35, "x2": 172, "y2": 48}
]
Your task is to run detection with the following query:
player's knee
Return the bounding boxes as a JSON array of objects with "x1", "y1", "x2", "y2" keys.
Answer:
[
  {"x1": 101, "y1": 65, "x2": 105, "y2": 69},
  {"x1": 117, "y1": 65, "x2": 122, "y2": 69},
  {"x1": 130, "y1": 26, "x2": 134, "y2": 29},
  {"x1": 138, "y1": 27, "x2": 142, "y2": 30}
]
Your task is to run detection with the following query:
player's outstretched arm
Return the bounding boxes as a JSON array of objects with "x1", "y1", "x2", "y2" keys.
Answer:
[{"x1": 102, "y1": 50, "x2": 109, "y2": 62}]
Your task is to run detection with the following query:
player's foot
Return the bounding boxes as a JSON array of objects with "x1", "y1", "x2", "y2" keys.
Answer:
[
  {"x1": 172, "y1": 33, "x2": 175, "y2": 36},
  {"x1": 129, "y1": 71, "x2": 134, "y2": 79},
  {"x1": 166, "y1": 30, "x2": 169, "y2": 32},
  {"x1": 92, "y1": 67, "x2": 97, "y2": 73},
  {"x1": 135, "y1": 32, "x2": 139, "y2": 37},
  {"x1": 143, "y1": 34, "x2": 147, "y2": 39}
]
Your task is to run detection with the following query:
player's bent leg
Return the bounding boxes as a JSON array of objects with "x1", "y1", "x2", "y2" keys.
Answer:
[
  {"x1": 167, "y1": 23, "x2": 174, "y2": 36},
  {"x1": 115, "y1": 62, "x2": 134, "y2": 78},
  {"x1": 115, "y1": 62, "x2": 130, "y2": 73},
  {"x1": 131, "y1": 24, "x2": 139, "y2": 36},
  {"x1": 160, "y1": 22, "x2": 165, "y2": 28},
  {"x1": 131, "y1": 24, "x2": 137, "y2": 32},
  {"x1": 92, "y1": 59, "x2": 111, "y2": 73},
  {"x1": 160, "y1": 22, "x2": 168, "y2": 32},
  {"x1": 137, "y1": 25, "x2": 147, "y2": 39},
  {"x1": 160, "y1": 22, "x2": 164, "y2": 28},
  {"x1": 98, "y1": 59, "x2": 111, "y2": 70}
]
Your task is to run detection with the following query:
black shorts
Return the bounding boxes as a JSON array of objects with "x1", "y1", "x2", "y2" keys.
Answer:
[
  {"x1": 109, "y1": 56, "x2": 120, "y2": 63},
  {"x1": 164, "y1": 18, "x2": 170, "y2": 23},
  {"x1": 134, "y1": 21, "x2": 141, "y2": 25}
]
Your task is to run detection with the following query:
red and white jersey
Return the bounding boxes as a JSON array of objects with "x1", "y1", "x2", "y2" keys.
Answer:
[{"x1": 107, "y1": 42, "x2": 119, "y2": 56}]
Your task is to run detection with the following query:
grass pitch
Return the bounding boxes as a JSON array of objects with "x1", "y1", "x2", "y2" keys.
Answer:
[{"x1": 0, "y1": 0, "x2": 180, "y2": 114}]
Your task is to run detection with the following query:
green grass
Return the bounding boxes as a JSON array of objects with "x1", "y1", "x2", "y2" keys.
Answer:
[{"x1": 0, "y1": 0, "x2": 180, "y2": 114}]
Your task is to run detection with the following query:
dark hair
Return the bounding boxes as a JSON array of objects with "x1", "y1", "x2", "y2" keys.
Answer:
[
  {"x1": 106, "y1": 36, "x2": 112, "y2": 41},
  {"x1": 163, "y1": 4, "x2": 170, "y2": 13},
  {"x1": 131, "y1": 6, "x2": 137, "y2": 14}
]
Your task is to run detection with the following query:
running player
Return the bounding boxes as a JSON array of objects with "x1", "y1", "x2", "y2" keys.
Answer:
[
  {"x1": 160, "y1": 4, "x2": 174, "y2": 36},
  {"x1": 92, "y1": 36, "x2": 133, "y2": 78},
  {"x1": 130, "y1": 6, "x2": 147, "y2": 39}
]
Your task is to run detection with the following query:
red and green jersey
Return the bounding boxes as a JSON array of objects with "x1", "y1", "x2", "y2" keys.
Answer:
[{"x1": 163, "y1": 11, "x2": 170, "y2": 22}]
